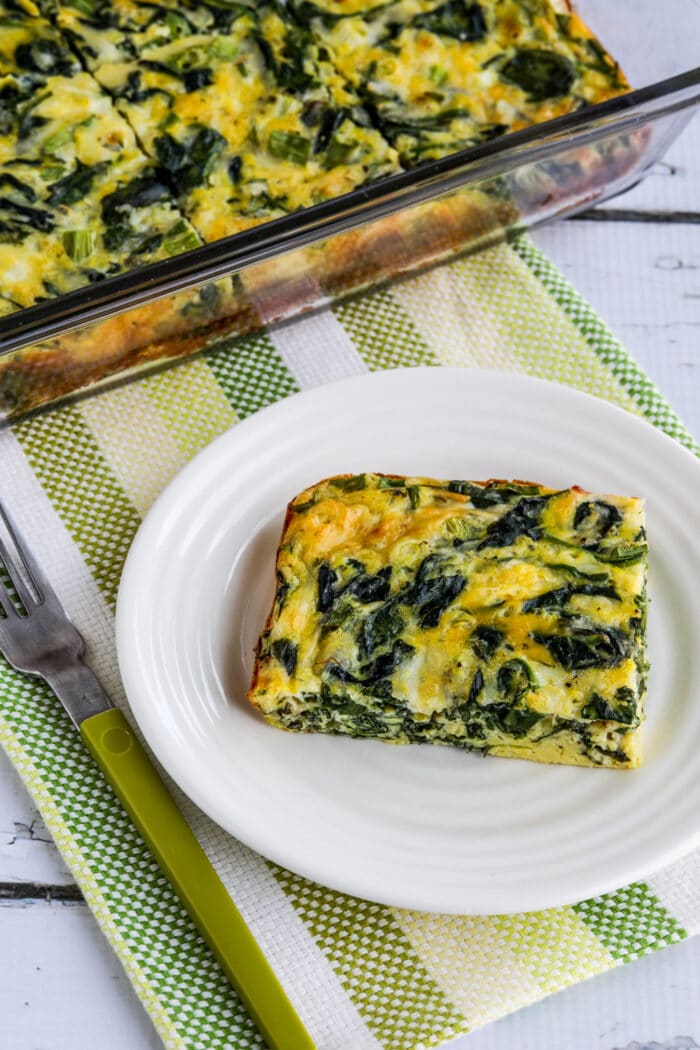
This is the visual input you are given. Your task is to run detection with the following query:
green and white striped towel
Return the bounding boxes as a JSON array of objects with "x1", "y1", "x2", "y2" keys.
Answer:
[{"x1": 1, "y1": 236, "x2": 698, "y2": 1050}]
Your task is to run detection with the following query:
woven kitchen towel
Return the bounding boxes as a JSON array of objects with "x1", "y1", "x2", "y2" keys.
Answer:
[{"x1": 0, "y1": 235, "x2": 698, "y2": 1050}]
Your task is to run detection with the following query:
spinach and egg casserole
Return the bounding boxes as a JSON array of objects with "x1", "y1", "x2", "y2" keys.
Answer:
[
  {"x1": 0, "y1": 0, "x2": 629, "y2": 315},
  {"x1": 249, "y1": 475, "x2": 648, "y2": 768}
]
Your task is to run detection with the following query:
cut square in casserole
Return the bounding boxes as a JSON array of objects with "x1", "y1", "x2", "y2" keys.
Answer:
[
  {"x1": 66, "y1": 2, "x2": 400, "y2": 240},
  {"x1": 297, "y1": 0, "x2": 630, "y2": 165},
  {"x1": 0, "y1": 70, "x2": 146, "y2": 164},
  {"x1": 0, "y1": 148, "x2": 196, "y2": 306},
  {"x1": 0, "y1": 50, "x2": 200, "y2": 306},
  {"x1": 249, "y1": 474, "x2": 648, "y2": 769}
]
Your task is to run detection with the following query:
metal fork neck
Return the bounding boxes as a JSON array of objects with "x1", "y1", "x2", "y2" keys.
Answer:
[{"x1": 42, "y1": 660, "x2": 114, "y2": 727}]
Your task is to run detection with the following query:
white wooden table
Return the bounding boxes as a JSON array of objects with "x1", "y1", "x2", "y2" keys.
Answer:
[{"x1": 1, "y1": 116, "x2": 699, "y2": 1050}]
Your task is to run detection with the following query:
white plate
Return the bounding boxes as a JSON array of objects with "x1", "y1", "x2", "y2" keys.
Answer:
[{"x1": 116, "y1": 368, "x2": 700, "y2": 915}]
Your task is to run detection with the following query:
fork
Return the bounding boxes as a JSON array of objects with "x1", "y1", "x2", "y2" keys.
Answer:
[{"x1": 0, "y1": 499, "x2": 314, "y2": 1050}]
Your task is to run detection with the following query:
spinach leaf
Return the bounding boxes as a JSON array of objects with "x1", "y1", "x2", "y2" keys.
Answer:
[
  {"x1": 17, "y1": 95, "x2": 49, "y2": 143},
  {"x1": 183, "y1": 68, "x2": 213, "y2": 91},
  {"x1": 470, "y1": 625, "x2": 502, "y2": 661},
  {"x1": 478, "y1": 496, "x2": 548, "y2": 549},
  {"x1": 545, "y1": 562, "x2": 608, "y2": 583},
  {"x1": 117, "y1": 70, "x2": 171, "y2": 104},
  {"x1": 401, "y1": 554, "x2": 466, "y2": 628},
  {"x1": 0, "y1": 173, "x2": 35, "y2": 202},
  {"x1": 182, "y1": 127, "x2": 226, "y2": 183},
  {"x1": 584, "y1": 741, "x2": 631, "y2": 766},
  {"x1": 154, "y1": 133, "x2": 186, "y2": 174},
  {"x1": 358, "y1": 602, "x2": 405, "y2": 658},
  {"x1": 315, "y1": 685, "x2": 394, "y2": 737},
  {"x1": 411, "y1": 1, "x2": 487, "y2": 42},
  {"x1": 271, "y1": 638, "x2": 298, "y2": 676},
  {"x1": 275, "y1": 25, "x2": 317, "y2": 92},
  {"x1": 14, "y1": 39, "x2": 76, "y2": 77},
  {"x1": 154, "y1": 128, "x2": 225, "y2": 191},
  {"x1": 448, "y1": 480, "x2": 522, "y2": 506},
  {"x1": 461, "y1": 697, "x2": 540, "y2": 738},
  {"x1": 316, "y1": 563, "x2": 337, "y2": 613},
  {"x1": 0, "y1": 196, "x2": 55, "y2": 234},
  {"x1": 581, "y1": 687, "x2": 637, "y2": 724},
  {"x1": 468, "y1": 668, "x2": 484, "y2": 703},
  {"x1": 522, "y1": 583, "x2": 618, "y2": 613},
  {"x1": 322, "y1": 602, "x2": 355, "y2": 632},
  {"x1": 326, "y1": 639, "x2": 414, "y2": 685},
  {"x1": 500, "y1": 48, "x2": 575, "y2": 101},
  {"x1": 48, "y1": 161, "x2": 107, "y2": 207},
  {"x1": 313, "y1": 107, "x2": 347, "y2": 154},
  {"x1": 102, "y1": 172, "x2": 171, "y2": 221},
  {"x1": 0, "y1": 82, "x2": 27, "y2": 137},
  {"x1": 228, "y1": 156, "x2": 243, "y2": 184},
  {"x1": 274, "y1": 570, "x2": 290, "y2": 611},
  {"x1": 101, "y1": 172, "x2": 171, "y2": 249},
  {"x1": 361, "y1": 639, "x2": 414, "y2": 682},
  {"x1": 497, "y1": 658, "x2": 535, "y2": 701},
  {"x1": 573, "y1": 500, "x2": 623, "y2": 547},
  {"x1": 522, "y1": 585, "x2": 572, "y2": 614},
  {"x1": 344, "y1": 566, "x2": 392, "y2": 604},
  {"x1": 534, "y1": 624, "x2": 630, "y2": 670},
  {"x1": 377, "y1": 107, "x2": 474, "y2": 135},
  {"x1": 495, "y1": 704, "x2": 541, "y2": 737}
]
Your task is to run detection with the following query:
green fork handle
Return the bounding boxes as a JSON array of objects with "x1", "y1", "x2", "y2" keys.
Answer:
[{"x1": 80, "y1": 707, "x2": 315, "y2": 1050}]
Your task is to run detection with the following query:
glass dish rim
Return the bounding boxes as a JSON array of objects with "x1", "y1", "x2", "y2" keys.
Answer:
[{"x1": 2, "y1": 66, "x2": 699, "y2": 355}]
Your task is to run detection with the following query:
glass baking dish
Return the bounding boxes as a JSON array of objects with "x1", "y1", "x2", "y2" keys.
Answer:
[{"x1": 0, "y1": 0, "x2": 698, "y2": 425}]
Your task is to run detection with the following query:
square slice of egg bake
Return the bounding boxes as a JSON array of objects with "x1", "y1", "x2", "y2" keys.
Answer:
[{"x1": 249, "y1": 474, "x2": 648, "y2": 768}]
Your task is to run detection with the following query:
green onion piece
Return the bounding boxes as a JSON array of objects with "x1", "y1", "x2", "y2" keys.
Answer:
[
  {"x1": 427, "y1": 64, "x2": 448, "y2": 86},
  {"x1": 324, "y1": 137, "x2": 354, "y2": 169},
  {"x1": 211, "y1": 38, "x2": 239, "y2": 60},
  {"x1": 163, "y1": 219, "x2": 201, "y2": 256},
  {"x1": 170, "y1": 45, "x2": 210, "y2": 73},
  {"x1": 39, "y1": 164, "x2": 66, "y2": 182},
  {"x1": 165, "y1": 11, "x2": 189, "y2": 38},
  {"x1": 43, "y1": 127, "x2": 73, "y2": 154},
  {"x1": 68, "y1": 0, "x2": 95, "y2": 14},
  {"x1": 268, "y1": 130, "x2": 311, "y2": 166},
  {"x1": 62, "y1": 229, "x2": 97, "y2": 262}
]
